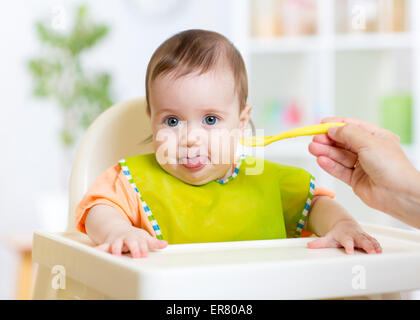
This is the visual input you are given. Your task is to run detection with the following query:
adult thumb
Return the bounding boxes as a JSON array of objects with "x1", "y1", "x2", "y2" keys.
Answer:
[{"x1": 327, "y1": 123, "x2": 373, "y2": 154}]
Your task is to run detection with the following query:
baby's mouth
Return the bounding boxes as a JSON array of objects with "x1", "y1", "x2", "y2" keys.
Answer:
[{"x1": 180, "y1": 155, "x2": 209, "y2": 170}]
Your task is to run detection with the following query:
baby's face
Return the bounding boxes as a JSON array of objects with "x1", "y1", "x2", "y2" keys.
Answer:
[{"x1": 149, "y1": 64, "x2": 251, "y2": 185}]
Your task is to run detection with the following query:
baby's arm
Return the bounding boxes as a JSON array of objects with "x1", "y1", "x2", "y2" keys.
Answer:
[
  {"x1": 304, "y1": 196, "x2": 382, "y2": 254},
  {"x1": 75, "y1": 164, "x2": 167, "y2": 258},
  {"x1": 85, "y1": 205, "x2": 167, "y2": 258}
]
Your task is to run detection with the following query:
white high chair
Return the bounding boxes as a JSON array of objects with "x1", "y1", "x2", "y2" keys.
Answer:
[
  {"x1": 32, "y1": 97, "x2": 420, "y2": 300},
  {"x1": 33, "y1": 97, "x2": 153, "y2": 299}
]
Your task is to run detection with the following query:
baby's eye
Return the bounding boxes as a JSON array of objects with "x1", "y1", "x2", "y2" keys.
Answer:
[
  {"x1": 203, "y1": 115, "x2": 218, "y2": 125},
  {"x1": 165, "y1": 117, "x2": 179, "y2": 127}
]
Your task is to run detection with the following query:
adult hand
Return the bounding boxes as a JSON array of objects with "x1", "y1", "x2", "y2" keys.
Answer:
[{"x1": 308, "y1": 117, "x2": 420, "y2": 228}]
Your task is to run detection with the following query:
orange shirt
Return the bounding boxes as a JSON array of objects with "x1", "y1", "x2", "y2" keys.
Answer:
[{"x1": 75, "y1": 164, "x2": 155, "y2": 237}]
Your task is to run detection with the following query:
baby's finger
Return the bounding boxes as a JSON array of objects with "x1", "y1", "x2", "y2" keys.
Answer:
[
  {"x1": 95, "y1": 243, "x2": 111, "y2": 252},
  {"x1": 339, "y1": 237, "x2": 355, "y2": 255},
  {"x1": 138, "y1": 240, "x2": 149, "y2": 258},
  {"x1": 355, "y1": 234, "x2": 377, "y2": 254},
  {"x1": 111, "y1": 238, "x2": 124, "y2": 256},
  {"x1": 146, "y1": 236, "x2": 168, "y2": 250},
  {"x1": 307, "y1": 236, "x2": 338, "y2": 249},
  {"x1": 371, "y1": 237, "x2": 382, "y2": 253},
  {"x1": 124, "y1": 238, "x2": 141, "y2": 258}
]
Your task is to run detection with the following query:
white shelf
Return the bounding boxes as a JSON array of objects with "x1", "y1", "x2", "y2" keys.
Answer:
[
  {"x1": 335, "y1": 32, "x2": 413, "y2": 51},
  {"x1": 249, "y1": 36, "x2": 321, "y2": 54},
  {"x1": 249, "y1": 33, "x2": 413, "y2": 54},
  {"x1": 232, "y1": 0, "x2": 419, "y2": 172}
]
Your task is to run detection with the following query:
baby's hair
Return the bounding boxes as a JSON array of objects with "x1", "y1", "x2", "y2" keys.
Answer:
[{"x1": 141, "y1": 29, "x2": 254, "y2": 144}]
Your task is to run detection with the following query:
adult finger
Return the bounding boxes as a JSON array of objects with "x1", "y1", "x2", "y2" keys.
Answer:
[
  {"x1": 313, "y1": 134, "x2": 335, "y2": 146},
  {"x1": 322, "y1": 117, "x2": 383, "y2": 134},
  {"x1": 312, "y1": 134, "x2": 348, "y2": 151},
  {"x1": 317, "y1": 156, "x2": 353, "y2": 185},
  {"x1": 326, "y1": 117, "x2": 400, "y2": 144},
  {"x1": 309, "y1": 142, "x2": 358, "y2": 168},
  {"x1": 327, "y1": 124, "x2": 375, "y2": 154}
]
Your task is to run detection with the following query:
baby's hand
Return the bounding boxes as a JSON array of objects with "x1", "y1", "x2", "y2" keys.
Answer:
[
  {"x1": 306, "y1": 220, "x2": 382, "y2": 254},
  {"x1": 94, "y1": 225, "x2": 168, "y2": 258}
]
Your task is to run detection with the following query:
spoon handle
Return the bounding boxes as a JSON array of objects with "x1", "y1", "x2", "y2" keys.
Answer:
[{"x1": 268, "y1": 122, "x2": 345, "y2": 143}]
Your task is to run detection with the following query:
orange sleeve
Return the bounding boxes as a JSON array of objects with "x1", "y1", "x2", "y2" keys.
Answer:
[
  {"x1": 313, "y1": 186, "x2": 335, "y2": 199},
  {"x1": 74, "y1": 164, "x2": 155, "y2": 238}
]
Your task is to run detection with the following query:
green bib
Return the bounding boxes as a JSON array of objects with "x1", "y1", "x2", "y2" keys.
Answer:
[{"x1": 120, "y1": 153, "x2": 314, "y2": 244}]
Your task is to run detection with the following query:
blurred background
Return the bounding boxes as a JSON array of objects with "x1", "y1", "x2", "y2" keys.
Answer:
[{"x1": 0, "y1": 0, "x2": 419, "y2": 299}]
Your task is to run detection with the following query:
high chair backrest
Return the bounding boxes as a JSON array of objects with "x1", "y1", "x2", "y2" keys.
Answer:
[{"x1": 67, "y1": 97, "x2": 154, "y2": 232}]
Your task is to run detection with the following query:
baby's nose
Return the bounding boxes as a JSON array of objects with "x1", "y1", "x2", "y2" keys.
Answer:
[{"x1": 186, "y1": 129, "x2": 204, "y2": 148}]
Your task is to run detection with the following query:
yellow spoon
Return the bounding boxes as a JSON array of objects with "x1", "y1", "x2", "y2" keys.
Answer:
[{"x1": 240, "y1": 122, "x2": 346, "y2": 147}]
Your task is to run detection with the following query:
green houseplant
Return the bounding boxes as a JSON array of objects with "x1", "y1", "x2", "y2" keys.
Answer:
[{"x1": 28, "y1": 5, "x2": 114, "y2": 148}]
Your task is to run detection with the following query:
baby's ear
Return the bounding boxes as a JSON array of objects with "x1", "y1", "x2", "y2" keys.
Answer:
[{"x1": 239, "y1": 104, "x2": 253, "y2": 130}]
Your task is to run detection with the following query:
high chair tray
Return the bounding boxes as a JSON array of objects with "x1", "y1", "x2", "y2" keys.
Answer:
[{"x1": 32, "y1": 223, "x2": 420, "y2": 299}]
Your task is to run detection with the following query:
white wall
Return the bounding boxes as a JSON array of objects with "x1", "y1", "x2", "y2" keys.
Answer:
[{"x1": 0, "y1": 0, "x2": 232, "y2": 299}]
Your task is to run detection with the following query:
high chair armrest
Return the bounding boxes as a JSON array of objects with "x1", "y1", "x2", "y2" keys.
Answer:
[{"x1": 32, "y1": 223, "x2": 420, "y2": 300}]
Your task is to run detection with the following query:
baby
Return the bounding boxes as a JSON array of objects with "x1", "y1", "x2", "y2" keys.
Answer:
[{"x1": 75, "y1": 29, "x2": 382, "y2": 258}]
